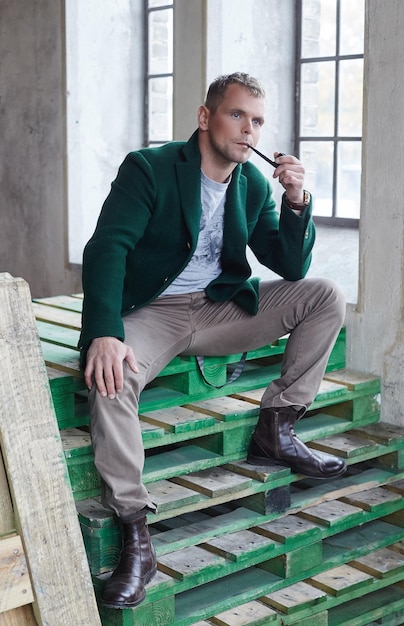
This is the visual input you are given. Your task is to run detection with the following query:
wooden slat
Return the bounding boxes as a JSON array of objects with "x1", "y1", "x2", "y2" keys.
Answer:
[
  {"x1": 172, "y1": 467, "x2": 252, "y2": 497},
  {"x1": 0, "y1": 274, "x2": 101, "y2": 626},
  {"x1": 147, "y1": 480, "x2": 201, "y2": 512},
  {"x1": 31, "y1": 301, "x2": 82, "y2": 329},
  {"x1": 323, "y1": 369, "x2": 380, "y2": 391},
  {"x1": 260, "y1": 580, "x2": 327, "y2": 613},
  {"x1": 297, "y1": 500, "x2": 364, "y2": 528},
  {"x1": 140, "y1": 406, "x2": 216, "y2": 433},
  {"x1": 33, "y1": 295, "x2": 83, "y2": 313},
  {"x1": 309, "y1": 563, "x2": 373, "y2": 596},
  {"x1": 210, "y1": 599, "x2": 278, "y2": 625},
  {"x1": 254, "y1": 513, "x2": 322, "y2": 546},
  {"x1": 350, "y1": 546, "x2": 404, "y2": 578},
  {"x1": 0, "y1": 535, "x2": 33, "y2": 613},
  {"x1": 341, "y1": 486, "x2": 402, "y2": 512},
  {"x1": 157, "y1": 545, "x2": 226, "y2": 580},
  {"x1": 184, "y1": 396, "x2": 258, "y2": 422},
  {"x1": 0, "y1": 605, "x2": 37, "y2": 626},
  {"x1": 202, "y1": 529, "x2": 278, "y2": 562},
  {"x1": 0, "y1": 450, "x2": 14, "y2": 536},
  {"x1": 309, "y1": 432, "x2": 381, "y2": 458}
]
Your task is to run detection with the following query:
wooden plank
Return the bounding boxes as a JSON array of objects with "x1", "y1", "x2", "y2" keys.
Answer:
[
  {"x1": 33, "y1": 295, "x2": 83, "y2": 313},
  {"x1": 210, "y1": 599, "x2": 278, "y2": 625},
  {"x1": 0, "y1": 535, "x2": 33, "y2": 613},
  {"x1": 355, "y1": 422, "x2": 404, "y2": 445},
  {"x1": 290, "y1": 468, "x2": 402, "y2": 512},
  {"x1": 260, "y1": 580, "x2": 327, "y2": 614},
  {"x1": 147, "y1": 480, "x2": 202, "y2": 512},
  {"x1": 172, "y1": 467, "x2": 252, "y2": 497},
  {"x1": 0, "y1": 274, "x2": 101, "y2": 625},
  {"x1": 202, "y1": 529, "x2": 278, "y2": 562},
  {"x1": 140, "y1": 406, "x2": 216, "y2": 433},
  {"x1": 143, "y1": 446, "x2": 223, "y2": 484},
  {"x1": 0, "y1": 605, "x2": 37, "y2": 626},
  {"x1": 309, "y1": 563, "x2": 373, "y2": 596},
  {"x1": 232, "y1": 379, "x2": 348, "y2": 407},
  {"x1": 31, "y1": 301, "x2": 82, "y2": 329},
  {"x1": 224, "y1": 459, "x2": 291, "y2": 483},
  {"x1": 350, "y1": 546, "x2": 404, "y2": 578},
  {"x1": 0, "y1": 450, "x2": 14, "y2": 536},
  {"x1": 36, "y1": 319, "x2": 81, "y2": 348},
  {"x1": 323, "y1": 369, "x2": 380, "y2": 391},
  {"x1": 341, "y1": 486, "x2": 402, "y2": 512},
  {"x1": 184, "y1": 396, "x2": 258, "y2": 422},
  {"x1": 297, "y1": 500, "x2": 364, "y2": 528},
  {"x1": 157, "y1": 544, "x2": 226, "y2": 580},
  {"x1": 253, "y1": 513, "x2": 322, "y2": 546},
  {"x1": 309, "y1": 432, "x2": 380, "y2": 458},
  {"x1": 39, "y1": 341, "x2": 81, "y2": 376}
]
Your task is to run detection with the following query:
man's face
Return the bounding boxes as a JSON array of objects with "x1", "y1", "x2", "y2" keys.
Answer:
[{"x1": 199, "y1": 83, "x2": 266, "y2": 166}]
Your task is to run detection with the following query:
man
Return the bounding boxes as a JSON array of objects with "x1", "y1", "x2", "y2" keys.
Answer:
[{"x1": 79, "y1": 72, "x2": 346, "y2": 609}]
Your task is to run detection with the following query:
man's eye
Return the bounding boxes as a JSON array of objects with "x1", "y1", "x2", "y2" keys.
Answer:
[
  {"x1": 231, "y1": 112, "x2": 240, "y2": 119},
  {"x1": 253, "y1": 119, "x2": 262, "y2": 126}
]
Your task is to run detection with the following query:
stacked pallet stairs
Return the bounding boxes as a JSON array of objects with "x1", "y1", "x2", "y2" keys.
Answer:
[{"x1": 33, "y1": 294, "x2": 404, "y2": 626}]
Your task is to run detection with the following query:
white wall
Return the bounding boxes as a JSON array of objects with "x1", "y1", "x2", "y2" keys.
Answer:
[
  {"x1": 174, "y1": 0, "x2": 296, "y2": 210},
  {"x1": 66, "y1": 0, "x2": 144, "y2": 264}
]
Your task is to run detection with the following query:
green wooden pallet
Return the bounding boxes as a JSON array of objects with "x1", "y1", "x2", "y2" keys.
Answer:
[{"x1": 32, "y1": 295, "x2": 404, "y2": 626}]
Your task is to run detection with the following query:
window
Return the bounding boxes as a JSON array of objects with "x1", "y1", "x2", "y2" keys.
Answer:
[
  {"x1": 144, "y1": 0, "x2": 174, "y2": 146},
  {"x1": 296, "y1": 0, "x2": 365, "y2": 224}
]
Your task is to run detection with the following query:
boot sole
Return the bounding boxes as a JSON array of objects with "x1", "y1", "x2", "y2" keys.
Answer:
[
  {"x1": 247, "y1": 453, "x2": 347, "y2": 480},
  {"x1": 100, "y1": 564, "x2": 157, "y2": 609}
]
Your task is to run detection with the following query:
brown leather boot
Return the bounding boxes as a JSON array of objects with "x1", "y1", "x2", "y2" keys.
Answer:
[
  {"x1": 101, "y1": 514, "x2": 157, "y2": 608},
  {"x1": 247, "y1": 407, "x2": 347, "y2": 479}
]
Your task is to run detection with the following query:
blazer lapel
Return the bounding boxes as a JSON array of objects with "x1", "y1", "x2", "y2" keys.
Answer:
[
  {"x1": 175, "y1": 161, "x2": 202, "y2": 247},
  {"x1": 221, "y1": 168, "x2": 250, "y2": 277}
]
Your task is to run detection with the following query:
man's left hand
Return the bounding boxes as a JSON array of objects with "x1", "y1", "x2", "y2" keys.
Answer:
[{"x1": 273, "y1": 152, "x2": 305, "y2": 205}]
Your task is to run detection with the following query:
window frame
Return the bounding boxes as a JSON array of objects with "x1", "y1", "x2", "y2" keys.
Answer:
[
  {"x1": 143, "y1": 0, "x2": 174, "y2": 147},
  {"x1": 294, "y1": 0, "x2": 363, "y2": 227}
]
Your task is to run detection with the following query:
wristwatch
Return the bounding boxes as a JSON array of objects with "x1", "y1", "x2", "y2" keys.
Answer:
[{"x1": 286, "y1": 190, "x2": 311, "y2": 210}]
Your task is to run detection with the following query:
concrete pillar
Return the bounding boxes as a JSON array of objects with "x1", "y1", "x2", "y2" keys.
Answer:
[
  {"x1": 0, "y1": 0, "x2": 81, "y2": 297},
  {"x1": 346, "y1": 0, "x2": 404, "y2": 424}
]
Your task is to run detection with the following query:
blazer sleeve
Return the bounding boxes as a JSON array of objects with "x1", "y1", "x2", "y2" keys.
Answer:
[
  {"x1": 249, "y1": 188, "x2": 315, "y2": 281},
  {"x1": 79, "y1": 152, "x2": 157, "y2": 350}
]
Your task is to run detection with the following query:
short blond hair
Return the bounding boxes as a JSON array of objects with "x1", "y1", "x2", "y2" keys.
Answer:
[{"x1": 205, "y1": 72, "x2": 265, "y2": 112}]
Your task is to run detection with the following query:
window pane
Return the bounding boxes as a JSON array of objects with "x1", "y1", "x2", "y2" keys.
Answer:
[
  {"x1": 301, "y1": 141, "x2": 334, "y2": 217},
  {"x1": 340, "y1": 0, "x2": 365, "y2": 55},
  {"x1": 148, "y1": 9, "x2": 173, "y2": 75},
  {"x1": 302, "y1": 0, "x2": 337, "y2": 58},
  {"x1": 336, "y1": 142, "x2": 361, "y2": 218},
  {"x1": 148, "y1": 76, "x2": 173, "y2": 142},
  {"x1": 301, "y1": 61, "x2": 335, "y2": 137},
  {"x1": 338, "y1": 58, "x2": 363, "y2": 136}
]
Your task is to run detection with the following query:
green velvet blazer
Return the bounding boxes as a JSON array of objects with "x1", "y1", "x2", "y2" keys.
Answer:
[{"x1": 79, "y1": 130, "x2": 315, "y2": 351}]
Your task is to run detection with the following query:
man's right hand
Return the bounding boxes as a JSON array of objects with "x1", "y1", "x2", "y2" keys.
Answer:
[{"x1": 84, "y1": 336, "x2": 139, "y2": 399}]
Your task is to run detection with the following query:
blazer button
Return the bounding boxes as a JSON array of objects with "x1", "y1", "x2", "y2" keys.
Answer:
[
  {"x1": 163, "y1": 277, "x2": 169, "y2": 282},
  {"x1": 187, "y1": 241, "x2": 191, "y2": 249}
]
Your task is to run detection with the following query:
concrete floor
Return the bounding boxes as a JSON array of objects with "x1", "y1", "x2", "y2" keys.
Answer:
[{"x1": 248, "y1": 225, "x2": 359, "y2": 304}]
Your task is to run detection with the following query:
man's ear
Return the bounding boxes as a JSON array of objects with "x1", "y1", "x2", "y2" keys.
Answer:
[{"x1": 198, "y1": 105, "x2": 210, "y2": 130}]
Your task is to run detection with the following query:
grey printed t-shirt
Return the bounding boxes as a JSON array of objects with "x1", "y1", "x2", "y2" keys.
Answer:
[{"x1": 163, "y1": 170, "x2": 230, "y2": 295}]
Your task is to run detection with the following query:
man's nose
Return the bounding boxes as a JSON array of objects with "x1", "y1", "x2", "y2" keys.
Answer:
[{"x1": 242, "y1": 120, "x2": 254, "y2": 134}]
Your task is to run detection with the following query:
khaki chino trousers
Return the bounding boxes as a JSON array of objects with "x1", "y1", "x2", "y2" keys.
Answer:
[{"x1": 89, "y1": 277, "x2": 346, "y2": 521}]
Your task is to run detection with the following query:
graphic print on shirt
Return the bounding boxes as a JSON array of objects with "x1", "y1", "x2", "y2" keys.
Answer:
[{"x1": 163, "y1": 171, "x2": 229, "y2": 295}]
